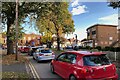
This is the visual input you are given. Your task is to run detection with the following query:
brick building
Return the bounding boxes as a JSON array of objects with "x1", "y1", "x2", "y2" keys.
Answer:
[
  {"x1": 19, "y1": 33, "x2": 41, "y2": 46},
  {"x1": 1, "y1": 33, "x2": 41, "y2": 46},
  {"x1": 85, "y1": 24, "x2": 118, "y2": 47}
]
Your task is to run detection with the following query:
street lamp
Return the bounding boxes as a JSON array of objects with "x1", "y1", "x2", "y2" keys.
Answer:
[{"x1": 74, "y1": 34, "x2": 77, "y2": 46}]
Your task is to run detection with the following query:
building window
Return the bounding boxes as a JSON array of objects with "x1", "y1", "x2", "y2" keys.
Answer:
[
  {"x1": 101, "y1": 41, "x2": 103, "y2": 45},
  {"x1": 105, "y1": 41, "x2": 108, "y2": 45},
  {"x1": 92, "y1": 34, "x2": 96, "y2": 39},
  {"x1": 92, "y1": 31, "x2": 96, "y2": 35},
  {"x1": 109, "y1": 42, "x2": 112, "y2": 45},
  {"x1": 109, "y1": 37, "x2": 113, "y2": 41},
  {"x1": 87, "y1": 33, "x2": 90, "y2": 36}
]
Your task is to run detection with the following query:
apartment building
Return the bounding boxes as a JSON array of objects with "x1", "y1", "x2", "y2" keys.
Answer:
[{"x1": 86, "y1": 24, "x2": 118, "y2": 47}]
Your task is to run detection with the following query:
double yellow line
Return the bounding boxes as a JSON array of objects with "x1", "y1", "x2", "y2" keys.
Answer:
[{"x1": 28, "y1": 62, "x2": 40, "y2": 80}]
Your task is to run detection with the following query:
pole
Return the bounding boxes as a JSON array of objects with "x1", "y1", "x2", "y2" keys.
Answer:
[
  {"x1": 15, "y1": 0, "x2": 18, "y2": 60},
  {"x1": 115, "y1": 52, "x2": 117, "y2": 61},
  {"x1": 74, "y1": 34, "x2": 77, "y2": 46}
]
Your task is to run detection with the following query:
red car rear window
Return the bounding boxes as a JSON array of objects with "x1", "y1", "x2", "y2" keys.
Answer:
[{"x1": 83, "y1": 54, "x2": 111, "y2": 66}]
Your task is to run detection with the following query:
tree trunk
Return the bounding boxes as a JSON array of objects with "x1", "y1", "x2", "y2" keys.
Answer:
[
  {"x1": 56, "y1": 32, "x2": 60, "y2": 51},
  {"x1": 7, "y1": 18, "x2": 14, "y2": 55},
  {"x1": 7, "y1": 41, "x2": 14, "y2": 54}
]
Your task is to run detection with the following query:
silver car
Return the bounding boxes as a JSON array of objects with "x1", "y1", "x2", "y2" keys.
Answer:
[{"x1": 33, "y1": 48, "x2": 55, "y2": 62}]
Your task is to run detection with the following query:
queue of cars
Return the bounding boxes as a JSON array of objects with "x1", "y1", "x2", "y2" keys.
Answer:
[
  {"x1": 19, "y1": 45, "x2": 55, "y2": 62},
  {"x1": 19, "y1": 46, "x2": 118, "y2": 80}
]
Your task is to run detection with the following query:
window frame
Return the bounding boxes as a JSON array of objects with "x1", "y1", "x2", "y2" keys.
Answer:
[{"x1": 56, "y1": 53, "x2": 77, "y2": 64}]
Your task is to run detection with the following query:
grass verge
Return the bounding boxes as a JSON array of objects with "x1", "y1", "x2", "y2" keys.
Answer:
[
  {"x1": 1, "y1": 72, "x2": 30, "y2": 79},
  {"x1": 2, "y1": 54, "x2": 29, "y2": 65}
]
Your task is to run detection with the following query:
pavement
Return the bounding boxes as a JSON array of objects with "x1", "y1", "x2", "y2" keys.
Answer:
[
  {"x1": 2, "y1": 63, "x2": 27, "y2": 73},
  {"x1": 0, "y1": 47, "x2": 33, "y2": 79}
]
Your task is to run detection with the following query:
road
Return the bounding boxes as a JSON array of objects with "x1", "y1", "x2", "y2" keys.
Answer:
[
  {"x1": 25, "y1": 49, "x2": 120, "y2": 80},
  {"x1": 27, "y1": 56, "x2": 63, "y2": 80}
]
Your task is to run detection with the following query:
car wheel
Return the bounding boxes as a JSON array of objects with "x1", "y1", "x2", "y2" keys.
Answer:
[
  {"x1": 36, "y1": 59, "x2": 40, "y2": 63},
  {"x1": 50, "y1": 64, "x2": 55, "y2": 74},
  {"x1": 69, "y1": 75, "x2": 76, "y2": 80}
]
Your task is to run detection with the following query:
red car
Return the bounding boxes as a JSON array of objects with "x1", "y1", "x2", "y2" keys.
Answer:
[
  {"x1": 50, "y1": 51, "x2": 118, "y2": 80},
  {"x1": 18, "y1": 46, "x2": 30, "y2": 53}
]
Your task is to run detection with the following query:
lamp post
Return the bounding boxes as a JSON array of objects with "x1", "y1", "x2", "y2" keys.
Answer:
[
  {"x1": 74, "y1": 34, "x2": 77, "y2": 46},
  {"x1": 15, "y1": 0, "x2": 18, "y2": 60}
]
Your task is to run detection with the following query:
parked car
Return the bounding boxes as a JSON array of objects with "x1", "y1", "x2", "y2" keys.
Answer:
[
  {"x1": 18, "y1": 46, "x2": 30, "y2": 53},
  {"x1": 50, "y1": 51, "x2": 118, "y2": 80},
  {"x1": 33, "y1": 48, "x2": 55, "y2": 62},
  {"x1": 28, "y1": 46, "x2": 44, "y2": 56},
  {"x1": 65, "y1": 46, "x2": 73, "y2": 49}
]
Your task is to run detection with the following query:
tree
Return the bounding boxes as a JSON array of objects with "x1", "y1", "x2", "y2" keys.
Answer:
[
  {"x1": 108, "y1": 1, "x2": 120, "y2": 8},
  {"x1": 37, "y1": 2, "x2": 75, "y2": 50},
  {"x1": 40, "y1": 32, "x2": 52, "y2": 44},
  {"x1": 2, "y1": 2, "x2": 52, "y2": 54}
]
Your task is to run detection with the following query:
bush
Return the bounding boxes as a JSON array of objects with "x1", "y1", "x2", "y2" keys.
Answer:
[
  {"x1": 90, "y1": 49, "x2": 99, "y2": 52},
  {"x1": 102, "y1": 47, "x2": 120, "y2": 52},
  {"x1": 109, "y1": 47, "x2": 115, "y2": 52},
  {"x1": 85, "y1": 46, "x2": 92, "y2": 50},
  {"x1": 102, "y1": 46, "x2": 110, "y2": 51},
  {"x1": 115, "y1": 47, "x2": 120, "y2": 52},
  {"x1": 95, "y1": 46, "x2": 101, "y2": 50}
]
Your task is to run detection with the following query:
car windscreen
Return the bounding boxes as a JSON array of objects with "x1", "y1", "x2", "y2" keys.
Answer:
[
  {"x1": 83, "y1": 54, "x2": 111, "y2": 66},
  {"x1": 41, "y1": 50, "x2": 52, "y2": 53}
]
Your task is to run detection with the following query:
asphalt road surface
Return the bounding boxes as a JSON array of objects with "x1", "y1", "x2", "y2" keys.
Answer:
[{"x1": 27, "y1": 56, "x2": 63, "y2": 80}]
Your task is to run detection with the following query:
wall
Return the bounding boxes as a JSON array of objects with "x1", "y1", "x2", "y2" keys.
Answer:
[{"x1": 97, "y1": 25, "x2": 118, "y2": 47}]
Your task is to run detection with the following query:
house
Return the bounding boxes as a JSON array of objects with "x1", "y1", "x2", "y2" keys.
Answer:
[
  {"x1": 19, "y1": 33, "x2": 41, "y2": 46},
  {"x1": 0, "y1": 33, "x2": 42, "y2": 46},
  {"x1": 85, "y1": 24, "x2": 118, "y2": 47}
]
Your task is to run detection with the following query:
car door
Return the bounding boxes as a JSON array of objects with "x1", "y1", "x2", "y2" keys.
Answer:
[
  {"x1": 61, "y1": 53, "x2": 77, "y2": 78},
  {"x1": 54, "y1": 53, "x2": 77, "y2": 78},
  {"x1": 53, "y1": 53, "x2": 66, "y2": 76}
]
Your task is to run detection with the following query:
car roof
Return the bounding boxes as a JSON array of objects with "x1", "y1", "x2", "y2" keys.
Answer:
[
  {"x1": 39, "y1": 48, "x2": 50, "y2": 50},
  {"x1": 64, "y1": 51, "x2": 106, "y2": 56}
]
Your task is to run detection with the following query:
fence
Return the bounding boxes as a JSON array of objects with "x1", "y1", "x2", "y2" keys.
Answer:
[{"x1": 104, "y1": 51, "x2": 120, "y2": 62}]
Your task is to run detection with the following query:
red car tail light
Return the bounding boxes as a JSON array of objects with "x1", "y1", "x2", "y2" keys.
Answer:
[
  {"x1": 39, "y1": 54, "x2": 44, "y2": 56},
  {"x1": 81, "y1": 69, "x2": 87, "y2": 73}
]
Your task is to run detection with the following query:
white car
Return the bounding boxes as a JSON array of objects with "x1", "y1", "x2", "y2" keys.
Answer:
[
  {"x1": 33, "y1": 48, "x2": 55, "y2": 62},
  {"x1": 28, "y1": 46, "x2": 44, "y2": 56}
]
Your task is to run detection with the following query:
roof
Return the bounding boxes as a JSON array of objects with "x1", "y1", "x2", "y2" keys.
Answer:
[
  {"x1": 66, "y1": 51, "x2": 106, "y2": 56},
  {"x1": 86, "y1": 24, "x2": 117, "y2": 31}
]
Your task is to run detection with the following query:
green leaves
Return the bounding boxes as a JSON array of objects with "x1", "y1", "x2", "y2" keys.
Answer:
[
  {"x1": 108, "y1": 1, "x2": 120, "y2": 8},
  {"x1": 36, "y1": 2, "x2": 75, "y2": 36}
]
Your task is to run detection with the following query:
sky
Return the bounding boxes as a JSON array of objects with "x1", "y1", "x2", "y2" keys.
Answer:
[
  {"x1": 22, "y1": 1, "x2": 118, "y2": 40},
  {"x1": 66, "y1": 0, "x2": 118, "y2": 40}
]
